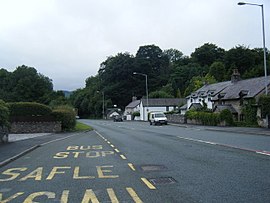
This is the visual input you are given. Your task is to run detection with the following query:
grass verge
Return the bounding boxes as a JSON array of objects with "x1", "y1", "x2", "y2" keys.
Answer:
[{"x1": 74, "y1": 121, "x2": 93, "y2": 131}]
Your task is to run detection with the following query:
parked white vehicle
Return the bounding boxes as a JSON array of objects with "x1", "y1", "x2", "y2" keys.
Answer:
[{"x1": 149, "y1": 112, "x2": 168, "y2": 125}]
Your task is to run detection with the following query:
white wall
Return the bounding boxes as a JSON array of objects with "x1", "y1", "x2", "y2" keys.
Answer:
[
  {"x1": 187, "y1": 96, "x2": 213, "y2": 110},
  {"x1": 139, "y1": 105, "x2": 175, "y2": 121}
]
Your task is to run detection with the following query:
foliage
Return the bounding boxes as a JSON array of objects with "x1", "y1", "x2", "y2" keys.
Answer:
[
  {"x1": 241, "y1": 99, "x2": 258, "y2": 126},
  {"x1": 224, "y1": 45, "x2": 261, "y2": 79},
  {"x1": 132, "y1": 112, "x2": 140, "y2": 117},
  {"x1": 0, "y1": 100, "x2": 10, "y2": 127},
  {"x1": 191, "y1": 43, "x2": 225, "y2": 67},
  {"x1": 149, "y1": 91, "x2": 173, "y2": 98},
  {"x1": 219, "y1": 109, "x2": 234, "y2": 126},
  {"x1": 186, "y1": 110, "x2": 220, "y2": 126},
  {"x1": 163, "y1": 48, "x2": 184, "y2": 63},
  {"x1": 46, "y1": 91, "x2": 69, "y2": 107},
  {"x1": 0, "y1": 65, "x2": 53, "y2": 103},
  {"x1": 209, "y1": 62, "x2": 226, "y2": 81},
  {"x1": 184, "y1": 74, "x2": 217, "y2": 97},
  {"x1": 8, "y1": 102, "x2": 52, "y2": 117},
  {"x1": 51, "y1": 106, "x2": 76, "y2": 131},
  {"x1": 98, "y1": 53, "x2": 135, "y2": 109},
  {"x1": 70, "y1": 43, "x2": 269, "y2": 118},
  {"x1": 258, "y1": 95, "x2": 270, "y2": 118}
]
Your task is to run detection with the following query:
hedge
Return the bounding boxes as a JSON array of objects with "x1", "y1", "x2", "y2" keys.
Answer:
[
  {"x1": 132, "y1": 111, "x2": 140, "y2": 117},
  {"x1": 186, "y1": 110, "x2": 220, "y2": 126},
  {"x1": 0, "y1": 100, "x2": 9, "y2": 127},
  {"x1": 8, "y1": 102, "x2": 52, "y2": 117},
  {"x1": 186, "y1": 109, "x2": 234, "y2": 126},
  {"x1": 51, "y1": 108, "x2": 76, "y2": 131},
  {"x1": 219, "y1": 109, "x2": 234, "y2": 126},
  {"x1": 258, "y1": 95, "x2": 270, "y2": 118}
]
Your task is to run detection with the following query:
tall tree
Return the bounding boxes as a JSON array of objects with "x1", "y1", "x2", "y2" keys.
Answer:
[
  {"x1": 208, "y1": 62, "x2": 226, "y2": 81},
  {"x1": 224, "y1": 45, "x2": 257, "y2": 78},
  {"x1": 163, "y1": 48, "x2": 184, "y2": 63},
  {"x1": 134, "y1": 45, "x2": 170, "y2": 93},
  {"x1": 191, "y1": 43, "x2": 225, "y2": 67},
  {"x1": 98, "y1": 53, "x2": 135, "y2": 109},
  {"x1": 0, "y1": 65, "x2": 53, "y2": 103}
]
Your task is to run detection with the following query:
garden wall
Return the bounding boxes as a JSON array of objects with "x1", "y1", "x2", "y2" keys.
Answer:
[
  {"x1": 166, "y1": 114, "x2": 186, "y2": 124},
  {"x1": 10, "y1": 121, "x2": 61, "y2": 133}
]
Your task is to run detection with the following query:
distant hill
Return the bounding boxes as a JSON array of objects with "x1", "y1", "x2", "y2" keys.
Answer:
[{"x1": 62, "y1": 90, "x2": 72, "y2": 98}]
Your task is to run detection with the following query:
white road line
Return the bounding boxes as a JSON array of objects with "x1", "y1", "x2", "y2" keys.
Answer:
[{"x1": 177, "y1": 136, "x2": 270, "y2": 157}]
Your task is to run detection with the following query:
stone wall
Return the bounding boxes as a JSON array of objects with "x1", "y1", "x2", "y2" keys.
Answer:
[
  {"x1": 166, "y1": 114, "x2": 186, "y2": 124},
  {"x1": 10, "y1": 122, "x2": 61, "y2": 133}
]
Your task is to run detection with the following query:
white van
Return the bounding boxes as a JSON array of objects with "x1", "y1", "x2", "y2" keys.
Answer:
[{"x1": 149, "y1": 112, "x2": 168, "y2": 125}]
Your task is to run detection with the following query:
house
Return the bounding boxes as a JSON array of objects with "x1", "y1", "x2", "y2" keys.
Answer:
[
  {"x1": 186, "y1": 80, "x2": 231, "y2": 110},
  {"x1": 139, "y1": 98, "x2": 185, "y2": 121},
  {"x1": 106, "y1": 108, "x2": 122, "y2": 119},
  {"x1": 186, "y1": 69, "x2": 270, "y2": 121},
  {"x1": 124, "y1": 97, "x2": 141, "y2": 120},
  {"x1": 211, "y1": 74, "x2": 270, "y2": 120}
]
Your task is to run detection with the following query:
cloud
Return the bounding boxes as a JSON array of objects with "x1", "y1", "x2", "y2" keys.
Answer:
[{"x1": 0, "y1": 0, "x2": 269, "y2": 90}]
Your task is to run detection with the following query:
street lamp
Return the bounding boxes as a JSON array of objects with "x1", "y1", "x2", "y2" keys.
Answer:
[
  {"x1": 238, "y1": 2, "x2": 268, "y2": 95},
  {"x1": 97, "y1": 91, "x2": 105, "y2": 119},
  {"x1": 133, "y1": 72, "x2": 149, "y2": 120}
]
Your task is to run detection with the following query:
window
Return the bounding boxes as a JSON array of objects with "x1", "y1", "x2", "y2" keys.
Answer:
[{"x1": 166, "y1": 106, "x2": 169, "y2": 111}]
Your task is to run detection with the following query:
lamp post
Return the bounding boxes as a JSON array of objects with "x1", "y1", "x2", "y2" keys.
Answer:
[
  {"x1": 238, "y1": 2, "x2": 268, "y2": 95},
  {"x1": 133, "y1": 72, "x2": 149, "y2": 120}
]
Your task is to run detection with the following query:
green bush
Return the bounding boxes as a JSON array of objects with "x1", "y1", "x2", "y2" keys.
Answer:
[
  {"x1": 132, "y1": 111, "x2": 140, "y2": 117},
  {"x1": 241, "y1": 99, "x2": 257, "y2": 126},
  {"x1": 220, "y1": 109, "x2": 234, "y2": 126},
  {"x1": 8, "y1": 102, "x2": 52, "y2": 117},
  {"x1": 258, "y1": 95, "x2": 270, "y2": 118},
  {"x1": 52, "y1": 107, "x2": 76, "y2": 131},
  {"x1": 0, "y1": 100, "x2": 10, "y2": 128},
  {"x1": 186, "y1": 110, "x2": 220, "y2": 126}
]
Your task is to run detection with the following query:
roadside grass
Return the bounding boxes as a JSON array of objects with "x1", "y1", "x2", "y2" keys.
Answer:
[{"x1": 74, "y1": 121, "x2": 93, "y2": 131}]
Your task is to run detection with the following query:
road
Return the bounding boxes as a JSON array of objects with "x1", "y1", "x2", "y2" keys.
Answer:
[{"x1": 0, "y1": 120, "x2": 269, "y2": 202}]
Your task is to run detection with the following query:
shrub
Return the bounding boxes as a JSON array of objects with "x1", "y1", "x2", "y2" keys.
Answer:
[
  {"x1": 132, "y1": 111, "x2": 140, "y2": 117},
  {"x1": 0, "y1": 100, "x2": 10, "y2": 128},
  {"x1": 8, "y1": 102, "x2": 52, "y2": 117},
  {"x1": 241, "y1": 99, "x2": 257, "y2": 126},
  {"x1": 258, "y1": 95, "x2": 270, "y2": 118},
  {"x1": 52, "y1": 107, "x2": 76, "y2": 131},
  {"x1": 220, "y1": 109, "x2": 234, "y2": 126},
  {"x1": 186, "y1": 110, "x2": 220, "y2": 126}
]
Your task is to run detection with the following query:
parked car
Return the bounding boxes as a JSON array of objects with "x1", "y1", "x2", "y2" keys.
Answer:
[
  {"x1": 113, "y1": 115, "x2": 123, "y2": 122},
  {"x1": 149, "y1": 112, "x2": 167, "y2": 125}
]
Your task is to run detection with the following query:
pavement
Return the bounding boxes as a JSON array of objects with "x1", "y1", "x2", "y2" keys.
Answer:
[
  {"x1": 0, "y1": 124, "x2": 269, "y2": 168},
  {"x1": 0, "y1": 132, "x2": 80, "y2": 167},
  {"x1": 169, "y1": 123, "x2": 270, "y2": 136}
]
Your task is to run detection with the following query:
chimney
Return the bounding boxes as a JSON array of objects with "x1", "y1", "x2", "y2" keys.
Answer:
[
  {"x1": 231, "y1": 69, "x2": 241, "y2": 83},
  {"x1": 132, "y1": 96, "x2": 137, "y2": 101}
]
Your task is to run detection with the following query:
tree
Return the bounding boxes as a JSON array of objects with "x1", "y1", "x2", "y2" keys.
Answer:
[
  {"x1": 134, "y1": 45, "x2": 170, "y2": 93},
  {"x1": 184, "y1": 74, "x2": 217, "y2": 96},
  {"x1": 163, "y1": 48, "x2": 184, "y2": 63},
  {"x1": 0, "y1": 65, "x2": 53, "y2": 103},
  {"x1": 98, "y1": 53, "x2": 135, "y2": 109},
  {"x1": 224, "y1": 45, "x2": 257, "y2": 78},
  {"x1": 170, "y1": 63, "x2": 205, "y2": 97},
  {"x1": 208, "y1": 62, "x2": 226, "y2": 81},
  {"x1": 149, "y1": 90, "x2": 173, "y2": 98},
  {"x1": 191, "y1": 43, "x2": 225, "y2": 67}
]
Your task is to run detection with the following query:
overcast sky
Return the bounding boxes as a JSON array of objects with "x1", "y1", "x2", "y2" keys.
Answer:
[{"x1": 0, "y1": 0, "x2": 269, "y2": 91}]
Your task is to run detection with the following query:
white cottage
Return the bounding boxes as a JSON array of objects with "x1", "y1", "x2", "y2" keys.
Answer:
[{"x1": 139, "y1": 98, "x2": 185, "y2": 121}]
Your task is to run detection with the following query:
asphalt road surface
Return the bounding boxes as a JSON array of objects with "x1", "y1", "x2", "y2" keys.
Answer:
[{"x1": 0, "y1": 120, "x2": 269, "y2": 203}]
